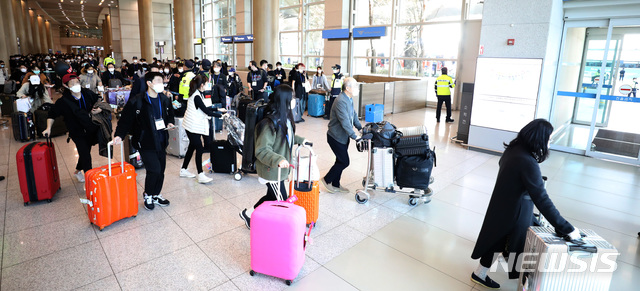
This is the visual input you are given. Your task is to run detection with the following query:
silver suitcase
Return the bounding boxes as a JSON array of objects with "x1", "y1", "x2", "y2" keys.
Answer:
[
  {"x1": 167, "y1": 117, "x2": 189, "y2": 158},
  {"x1": 372, "y1": 147, "x2": 394, "y2": 190},
  {"x1": 518, "y1": 227, "x2": 618, "y2": 291}
]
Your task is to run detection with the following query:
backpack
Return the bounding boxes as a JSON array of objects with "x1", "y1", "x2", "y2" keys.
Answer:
[{"x1": 362, "y1": 121, "x2": 398, "y2": 148}]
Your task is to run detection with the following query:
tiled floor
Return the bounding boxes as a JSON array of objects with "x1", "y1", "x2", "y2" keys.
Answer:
[{"x1": 0, "y1": 106, "x2": 639, "y2": 290}]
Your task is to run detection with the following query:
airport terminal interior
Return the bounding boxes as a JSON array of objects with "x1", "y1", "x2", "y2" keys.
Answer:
[{"x1": 0, "y1": 0, "x2": 640, "y2": 290}]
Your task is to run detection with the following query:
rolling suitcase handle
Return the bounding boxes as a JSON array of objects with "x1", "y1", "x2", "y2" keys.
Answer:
[
  {"x1": 43, "y1": 134, "x2": 59, "y2": 183},
  {"x1": 276, "y1": 164, "x2": 297, "y2": 203},
  {"x1": 294, "y1": 143, "x2": 316, "y2": 189},
  {"x1": 106, "y1": 141, "x2": 125, "y2": 176}
]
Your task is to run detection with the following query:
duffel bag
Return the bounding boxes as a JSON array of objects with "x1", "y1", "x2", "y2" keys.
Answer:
[
  {"x1": 395, "y1": 150, "x2": 436, "y2": 190},
  {"x1": 362, "y1": 121, "x2": 398, "y2": 148}
]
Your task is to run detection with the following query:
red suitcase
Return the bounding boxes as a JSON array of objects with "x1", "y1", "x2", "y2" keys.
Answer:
[
  {"x1": 16, "y1": 137, "x2": 61, "y2": 205},
  {"x1": 81, "y1": 142, "x2": 138, "y2": 230}
]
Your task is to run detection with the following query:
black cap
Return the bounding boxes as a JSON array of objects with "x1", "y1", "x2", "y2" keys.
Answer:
[
  {"x1": 332, "y1": 64, "x2": 341, "y2": 70},
  {"x1": 185, "y1": 60, "x2": 195, "y2": 68},
  {"x1": 202, "y1": 59, "x2": 212, "y2": 70}
]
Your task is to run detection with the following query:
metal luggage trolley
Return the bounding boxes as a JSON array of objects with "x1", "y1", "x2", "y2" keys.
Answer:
[
  {"x1": 222, "y1": 110, "x2": 245, "y2": 181},
  {"x1": 355, "y1": 133, "x2": 434, "y2": 206}
]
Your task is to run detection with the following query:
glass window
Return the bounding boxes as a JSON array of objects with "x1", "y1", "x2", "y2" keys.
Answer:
[
  {"x1": 354, "y1": 35, "x2": 391, "y2": 58},
  {"x1": 354, "y1": 0, "x2": 393, "y2": 26},
  {"x1": 280, "y1": 32, "x2": 301, "y2": 56},
  {"x1": 280, "y1": 8, "x2": 300, "y2": 31},
  {"x1": 216, "y1": 18, "x2": 230, "y2": 36},
  {"x1": 281, "y1": 0, "x2": 300, "y2": 7},
  {"x1": 395, "y1": 23, "x2": 460, "y2": 59},
  {"x1": 355, "y1": 58, "x2": 390, "y2": 75},
  {"x1": 397, "y1": 0, "x2": 461, "y2": 23},
  {"x1": 306, "y1": 31, "x2": 324, "y2": 55},
  {"x1": 204, "y1": 4, "x2": 212, "y2": 21},
  {"x1": 280, "y1": 56, "x2": 301, "y2": 69},
  {"x1": 307, "y1": 57, "x2": 324, "y2": 71},
  {"x1": 216, "y1": 0, "x2": 229, "y2": 19},
  {"x1": 306, "y1": 4, "x2": 324, "y2": 30},
  {"x1": 204, "y1": 21, "x2": 214, "y2": 38},
  {"x1": 466, "y1": 0, "x2": 483, "y2": 20}
]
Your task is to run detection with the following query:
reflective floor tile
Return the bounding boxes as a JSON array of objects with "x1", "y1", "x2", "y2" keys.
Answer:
[
  {"x1": 231, "y1": 255, "x2": 320, "y2": 291},
  {"x1": 74, "y1": 275, "x2": 121, "y2": 291},
  {"x1": 305, "y1": 225, "x2": 367, "y2": 265},
  {"x1": 172, "y1": 200, "x2": 244, "y2": 242},
  {"x1": 285, "y1": 267, "x2": 358, "y2": 291},
  {"x1": 198, "y1": 227, "x2": 251, "y2": 279}
]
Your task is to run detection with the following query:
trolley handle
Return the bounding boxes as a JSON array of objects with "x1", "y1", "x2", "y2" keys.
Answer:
[
  {"x1": 106, "y1": 141, "x2": 125, "y2": 177},
  {"x1": 294, "y1": 144, "x2": 316, "y2": 188}
]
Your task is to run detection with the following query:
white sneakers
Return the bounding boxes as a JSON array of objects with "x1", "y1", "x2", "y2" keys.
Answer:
[
  {"x1": 75, "y1": 171, "x2": 85, "y2": 183},
  {"x1": 180, "y1": 168, "x2": 196, "y2": 178},
  {"x1": 197, "y1": 172, "x2": 213, "y2": 184}
]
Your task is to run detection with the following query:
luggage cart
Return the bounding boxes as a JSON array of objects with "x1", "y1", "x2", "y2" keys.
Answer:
[
  {"x1": 355, "y1": 133, "x2": 434, "y2": 206},
  {"x1": 222, "y1": 110, "x2": 244, "y2": 181}
]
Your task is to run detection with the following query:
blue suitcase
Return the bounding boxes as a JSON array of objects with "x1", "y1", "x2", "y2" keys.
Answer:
[
  {"x1": 307, "y1": 94, "x2": 325, "y2": 117},
  {"x1": 365, "y1": 104, "x2": 384, "y2": 123}
]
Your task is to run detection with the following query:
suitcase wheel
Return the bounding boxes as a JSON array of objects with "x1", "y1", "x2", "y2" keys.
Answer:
[
  {"x1": 24, "y1": 202, "x2": 28, "y2": 207},
  {"x1": 47, "y1": 199, "x2": 52, "y2": 203},
  {"x1": 355, "y1": 192, "x2": 368, "y2": 204},
  {"x1": 408, "y1": 197, "x2": 419, "y2": 206},
  {"x1": 234, "y1": 173, "x2": 242, "y2": 181},
  {"x1": 99, "y1": 227, "x2": 104, "y2": 231},
  {"x1": 285, "y1": 280, "x2": 292, "y2": 286},
  {"x1": 249, "y1": 270, "x2": 255, "y2": 276}
]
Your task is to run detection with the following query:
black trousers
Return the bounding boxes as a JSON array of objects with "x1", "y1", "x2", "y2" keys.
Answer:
[
  {"x1": 182, "y1": 130, "x2": 206, "y2": 173},
  {"x1": 325, "y1": 96, "x2": 336, "y2": 119},
  {"x1": 253, "y1": 180, "x2": 288, "y2": 209},
  {"x1": 71, "y1": 134, "x2": 96, "y2": 173},
  {"x1": 324, "y1": 134, "x2": 350, "y2": 187},
  {"x1": 436, "y1": 94, "x2": 452, "y2": 120},
  {"x1": 139, "y1": 148, "x2": 167, "y2": 196}
]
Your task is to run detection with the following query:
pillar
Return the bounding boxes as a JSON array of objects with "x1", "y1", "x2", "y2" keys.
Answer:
[
  {"x1": 173, "y1": 0, "x2": 194, "y2": 59},
  {"x1": 252, "y1": 0, "x2": 279, "y2": 63},
  {"x1": 138, "y1": 0, "x2": 155, "y2": 60},
  {"x1": 46, "y1": 20, "x2": 54, "y2": 53},
  {"x1": 38, "y1": 15, "x2": 48, "y2": 53},
  {"x1": 29, "y1": 9, "x2": 42, "y2": 53},
  {"x1": 1, "y1": 0, "x2": 19, "y2": 55},
  {"x1": 20, "y1": 0, "x2": 33, "y2": 54},
  {"x1": 0, "y1": 3, "x2": 10, "y2": 67},
  {"x1": 11, "y1": 0, "x2": 27, "y2": 54},
  {"x1": 105, "y1": 14, "x2": 113, "y2": 55}
]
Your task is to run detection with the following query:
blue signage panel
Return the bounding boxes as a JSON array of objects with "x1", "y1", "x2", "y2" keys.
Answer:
[
  {"x1": 353, "y1": 26, "x2": 386, "y2": 38},
  {"x1": 233, "y1": 34, "x2": 254, "y2": 43},
  {"x1": 221, "y1": 36, "x2": 233, "y2": 43},
  {"x1": 322, "y1": 29, "x2": 349, "y2": 39}
]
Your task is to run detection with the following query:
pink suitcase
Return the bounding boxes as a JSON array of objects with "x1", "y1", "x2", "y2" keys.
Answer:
[{"x1": 250, "y1": 197, "x2": 312, "y2": 285}]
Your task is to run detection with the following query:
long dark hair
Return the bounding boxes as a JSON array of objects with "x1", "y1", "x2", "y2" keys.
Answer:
[
  {"x1": 188, "y1": 75, "x2": 207, "y2": 97},
  {"x1": 258, "y1": 85, "x2": 296, "y2": 150},
  {"x1": 504, "y1": 119, "x2": 554, "y2": 163}
]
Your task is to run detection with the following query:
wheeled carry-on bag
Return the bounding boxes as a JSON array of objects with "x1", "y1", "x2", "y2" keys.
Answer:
[
  {"x1": 372, "y1": 147, "x2": 395, "y2": 190},
  {"x1": 12, "y1": 112, "x2": 36, "y2": 142},
  {"x1": 210, "y1": 140, "x2": 237, "y2": 174},
  {"x1": 518, "y1": 227, "x2": 618, "y2": 291},
  {"x1": 16, "y1": 136, "x2": 61, "y2": 205},
  {"x1": 307, "y1": 93, "x2": 325, "y2": 117},
  {"x1": 394, "y1": 126, "x2": 429, "y2": 157},
  {"x1": 290, "y1": 144, "x2": 320, "y2": 225},
  {"x1": 81, "y1": 142, "x2": 138, "y2": 231},
  {"x1": 167, "y1": 117, "x2": 189, "y2": 158},
  {"x1": 242, "y1": 100, "x2": 268, "y2": 173},
  {"x1": 395, "y1": 152, "x2": 435, "y2": 190}
]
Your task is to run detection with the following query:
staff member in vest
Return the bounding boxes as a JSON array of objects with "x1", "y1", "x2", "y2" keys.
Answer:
[
  {"x1": 470, "y1": 119, "x2": 580, "y2": 289},
  {"x1": 322, "y1": 77, "x2": 362, "y2": 193},
  {"x1": 103, "y1": 55, "x2": 115, "y2": 67},
  {"x1": 434, "y1": 67, "x2": 455, "y2": 123},
  {"x1": 326, "y1": 64, "x2": 345, "y2": 119},
  {"x1": 42, "y1": 73, "x2": 102, "y2": 183},
  {"x1": 179, "y1": 75, "x2": 226, "y2": 183},
  {"x1": 113, "y1": 72, "x2": 175, "y2": 211}
]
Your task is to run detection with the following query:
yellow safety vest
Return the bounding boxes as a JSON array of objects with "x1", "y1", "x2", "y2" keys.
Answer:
[
  {"x1": 103, "y1": 57, "x2": 115, "y2": 67},
  {"x1": 435, "y1": 74, "x2": 455, "y2": 96},
  {"x1": 179, "y1": 71, "x2": 195, "y2": 99}
]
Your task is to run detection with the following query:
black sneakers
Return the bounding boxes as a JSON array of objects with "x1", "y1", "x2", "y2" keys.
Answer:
[
  {"x1": 153, "y1": 194, "x2": 170, "y2": 207},
  {"x1": 471, "y1": 273, "x2": 500, "y2": 289},
  {"x1": 143, "y1": 194, "x2": 155, "y2": 210},
  {"x1": 239, "y1": 209, "x2": 251, "y2": 230},
  {"x1": 445, "y1": 118, "x2": 455, "y2": 123}
]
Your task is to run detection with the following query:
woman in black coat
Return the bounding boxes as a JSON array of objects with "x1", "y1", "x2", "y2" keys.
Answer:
[{"x1": 470, "y1": 119, "x2": 581, "y2": 289}]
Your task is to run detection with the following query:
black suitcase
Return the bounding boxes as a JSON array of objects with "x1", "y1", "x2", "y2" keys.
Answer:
[
  {"x1": 394, "y1": 134, "x2": 429, "y2": 157},
  {"x1": 123, "y1": 135, "x2": 144, "y2": 169},
  {"x1": 237, "y1": 98, "x2": 253, "y2": 122},
  {"x1": 1, "y1": 93, "x2": 15, "y2": 116},
  {"x1": 34, "y1": 106, "x2": 68, "y2": 138},
  {"x1": 241, "y1": 100, "x2": 268, "y2": 173},
  {"x1": 395, "y1": 151, "x2": 435, "y2": 190},
  {"x1": 211, "y1": 140, "x2": 237, "y2": 174},
  {"x1": 12, "y1": 112, "x2": 36, "y2": 142}
]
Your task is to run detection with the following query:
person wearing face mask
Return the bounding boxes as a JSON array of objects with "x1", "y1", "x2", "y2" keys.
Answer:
[
  {"x1": 128, "y1": 56, "x2": 142, "y2": 77},
  {"x1": 132, "y1": 64, "x2": 162, "y2": 97},
  {"x1": 16, "y1": 74, "x2": 53, "y2": 113},
  {"x1": 11, "y1": 65, "x2": 29, "y2": 86},
  {"x1": 180, "y1": 75, "x2": 227, "y2": 183},
  {"x1": 168, "y1": 62, "x2": 185, "y2": 95},
  {"x1": 162, "y1": 65, "x2": 172, "y2": 84},
  {"x1": 238, "y1": 85, "x2": 309, "y2": 229},
  {"x1": 79, "y1": 65, "x2": 104, "y2": 95},
  {"x1": 291, "y1": 63, "x2": 308, "y2": 122},
  {"x1": 101, "y1": 63, "x2": 127, "y2": 88},
  {"x1": 325, "y1": 64, "x2": 345, "y2": 119},
  {"x1": 273, "y1": 62, "x2": 286, "y2": 84},
  {"x1": 112, "y1": 72, "x2": 175, "y2": 211},
  {"x1": 312, "y1": 66, "x2": 330, "y2": 92},
  {"x1": 226, "y1": 67, "x2": 243, "y2": 99},
  {"x1": 42, "y1": 73, "x2": 102, "y2": 183},
  {"x1": 121, "y1": 60, "x2": 131, "y2": 79},
  {"x1": 247, "y1": 60, "x2": 268, "y2": 101},
  {"x1": 210, "y1": 62, "x2": 228, "y2": 106},
  {"x1": 321, "y1": 77, "x2": 362, "y2": 194}
]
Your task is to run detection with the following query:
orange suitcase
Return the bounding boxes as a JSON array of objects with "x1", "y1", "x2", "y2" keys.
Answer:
[
  {"x1": 290, "y1": 144, "x2": 320, "y2": 225},
  {"x1": 81, "y1": 142, "x2": 138, "y2": 230}
]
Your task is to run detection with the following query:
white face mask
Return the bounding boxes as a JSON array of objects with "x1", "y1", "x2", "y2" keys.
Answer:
[
  {"x1": 133, "y1": 60, "x2": 138, "y2": 63},
  {"x1": 164, "y1": 69, "x2": 170, "y2": 74},
  {"x1": 108, "y1": 68, "x2": 115, "y2": 73},
  {"x1": 87, "y1": 70, "x2": 94, "y2": 74},
  {"x1": 70, "y1": 84, "x2": 82, "y2": 93},
  {"x1": 229, "y1": 72, "x2": 234, "y2": 76},
  {"x1": 178, "y1": 68, "x2": 184, "y2": 73},
  {"x1": 333, "y1": 69, "x2": 339, "y2": 74},
  {"x1": 213, "y1": 67, "x2": 221, "y2": 73},
  {"x1": 152, "y1": 83, "x2": 165, "y2": 93},
  {"x1": 317, "y1": 70, "x2": 322, "y2": 74},
  {"x1": 277, "y1": 66, "x2": 282, "y2": 70},
  {"x1": 30, "y1": 76, "x2": 41, "y2": 85},
  {"x1": 20, "y1": 68, "x2": 27, "y2": 73}
]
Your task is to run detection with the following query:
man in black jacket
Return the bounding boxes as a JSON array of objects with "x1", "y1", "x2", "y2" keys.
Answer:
[
  {"x1": 42, "y1": 73, "x2": 102, "y2": 183},
  {"x1": 113, "y1": 72, "x2": 175, "y2": 210},
  {"x1": 101, "y1": 63, "x2": 127, "y2": 88}
]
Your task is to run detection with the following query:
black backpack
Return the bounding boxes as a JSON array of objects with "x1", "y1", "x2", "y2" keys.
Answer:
[{"x1": 362, "y1": 121, "x2": 398, "y2": 148}]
